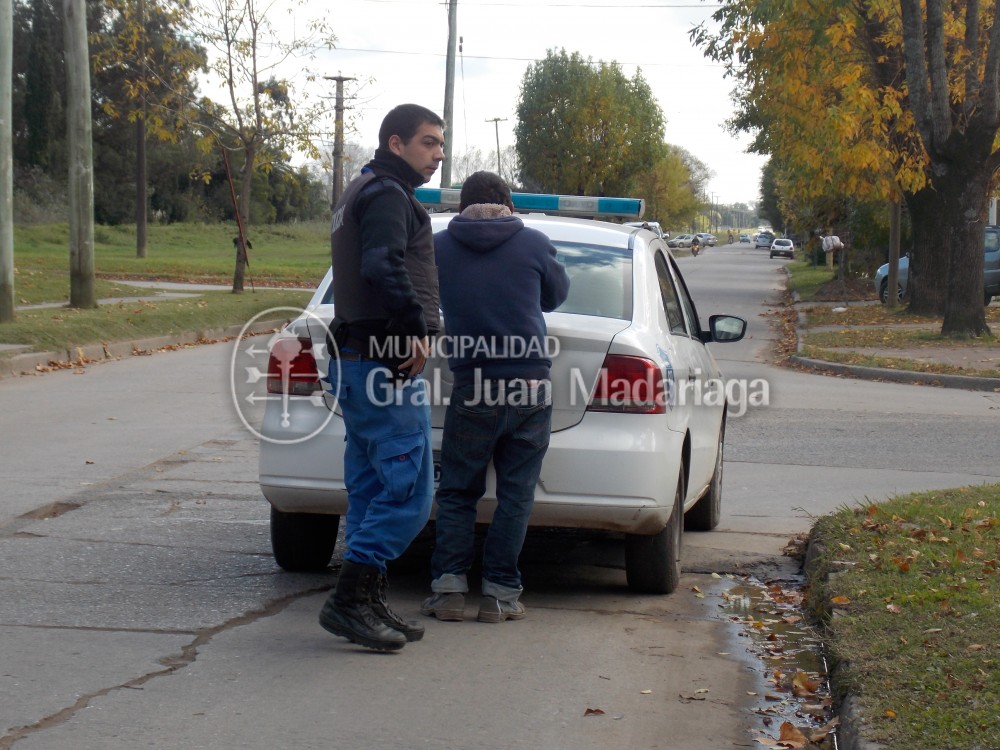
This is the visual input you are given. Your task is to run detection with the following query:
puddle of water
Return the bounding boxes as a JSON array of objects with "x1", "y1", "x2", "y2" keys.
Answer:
[{"x1": 716, "y1": 575, "x2": 839, "y2": 748}]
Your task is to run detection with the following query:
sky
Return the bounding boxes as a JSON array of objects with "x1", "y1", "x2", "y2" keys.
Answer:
[{"x1": 210, "y1": 0, "x2": 768, "y2": 207}]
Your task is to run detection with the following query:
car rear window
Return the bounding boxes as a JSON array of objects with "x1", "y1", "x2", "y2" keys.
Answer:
[
  {"x1": 319, "y1": 240, "x2": 634, "y2": 321},
  {"x1": 553, "y1": 242, "x2": 633, "y2": 320}
]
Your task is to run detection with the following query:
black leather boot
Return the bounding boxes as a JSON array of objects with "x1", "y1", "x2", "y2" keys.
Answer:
[
  {"x1": 370, "y1": 573, "x2": 425, "y2": 642},
  {"x1": 319, "y1": 561, "x2": 406, "y2": 652}
]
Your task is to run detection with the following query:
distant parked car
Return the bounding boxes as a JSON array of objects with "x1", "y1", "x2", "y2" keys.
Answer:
[
  {"x1": 695, "y1": 233, "x2": 717, "y2": 247},
  {"x1": 668, "y1": 234, "x2": 694, "y2": 248},
  {"x1": 874, "y1": 226, "x2": 1000, "y2": 304},
  {"x1": 754, "y1": 232, "x2": 775, "y2": 249},
  {"x1": 769, "y1": 238, "x2": 795, "y2": 259}
]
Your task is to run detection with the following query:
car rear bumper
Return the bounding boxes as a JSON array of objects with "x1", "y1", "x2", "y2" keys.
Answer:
[{"x1": 260, "y1": 408, "x2": 682, "y2": 535}]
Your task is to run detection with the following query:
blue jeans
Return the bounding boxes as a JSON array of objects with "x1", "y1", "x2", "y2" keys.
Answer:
[
  {"x1": 327, "y1": 356, "x2": 434, "y2": 572},
  {"x1": 431, "y1": 381, "x2": 552, "y2": 594}
]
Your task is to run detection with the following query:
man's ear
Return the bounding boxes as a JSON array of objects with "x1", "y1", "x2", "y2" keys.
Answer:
[{"x1": 387, "y1": 134, "x2": 403, "y2": 155}]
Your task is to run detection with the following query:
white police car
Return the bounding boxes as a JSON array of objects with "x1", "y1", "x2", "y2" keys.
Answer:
[{"x1": 256, "y1": 191, "x2": 746, "y2": 594}]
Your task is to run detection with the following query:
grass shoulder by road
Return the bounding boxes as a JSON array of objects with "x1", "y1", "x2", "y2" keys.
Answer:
[
  {"x1": 0, "y1": 289, "x2": 313, "y2": 354},
  {"x1": 805, "y1": 485, "x2": 1000, "y2": 750},
  {"x1": 4, "y1": 221, "x2": 328, "y2": 355},
  {"x1": 784, "y1": 259, "x2": 999, "y2": 378},
  {"x1": 14, "y1": 220, "x2": 330, "y2": 301}
]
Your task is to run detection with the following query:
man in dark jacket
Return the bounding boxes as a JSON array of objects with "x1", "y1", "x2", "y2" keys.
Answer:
[
  {"x1": 318, "y1": 104, "x2": 444, "y2": 651},
  {"x1": 421, "y1": 171, "x2": 570, "y2": 624}
]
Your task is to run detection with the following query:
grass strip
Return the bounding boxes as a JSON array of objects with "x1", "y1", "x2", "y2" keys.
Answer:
[
  {"x1": 0, "y1": 289, "x2": 313, "y2": 354},
  {"x1": 806, "y1": 486, "x2": 1000, "y2": 750},
  {"x1": 12, "y1": 220, "x2": 331, "y2": 299}
]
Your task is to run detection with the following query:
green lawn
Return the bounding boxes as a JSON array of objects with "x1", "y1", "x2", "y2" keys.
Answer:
[
  {"x1": 13, "y1": 220, "x2": 331, "y2": 302},
  {"x1": 806, "y1": 486, "x2": 1000, "y2": 750},
  {"x1": 3, "y1": 221, "x2": 328, "y2": 354}
]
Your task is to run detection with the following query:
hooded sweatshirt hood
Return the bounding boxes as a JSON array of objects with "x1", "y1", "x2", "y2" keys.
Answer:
[{"x1": 446, "y1": 207, "x2": 525, "y2": 253}]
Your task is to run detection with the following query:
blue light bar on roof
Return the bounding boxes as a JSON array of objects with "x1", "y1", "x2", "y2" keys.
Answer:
[{"x1": 415, "y1": 188, "x2": 644, "y2": 219}]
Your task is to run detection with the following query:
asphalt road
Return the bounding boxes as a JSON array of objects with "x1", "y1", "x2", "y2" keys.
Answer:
[{"x1": 1, "y1": 242, "x2": 998, "y2": 749}]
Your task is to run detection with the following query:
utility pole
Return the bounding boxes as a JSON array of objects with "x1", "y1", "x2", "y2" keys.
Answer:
[
  {"x1": 324, "y1": 75, "x2": 354, "y2": 209},
  {"x1": 64, "y1": 0, "x2": 96, "y2": 309},
  {"x1": 486, "y1": 117, "x2": 506, "y2": 177},
  {"x1": 441, "y1": 0, "x2": 457, "y2": 188},
  {"x1": 1, "y1": 0, "x2": 14, "y2": 321},
  {"x1": 135, "y1": 0, "x2": 148, "y2": 259}
]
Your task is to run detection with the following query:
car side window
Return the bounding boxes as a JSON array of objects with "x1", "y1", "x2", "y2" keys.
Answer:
[
  {"x1": 655, "y1": 252, "x2": 687, "y2": 335},
  {"x1": 667, "y1": 255, "x2": 703, "y2": 339}
]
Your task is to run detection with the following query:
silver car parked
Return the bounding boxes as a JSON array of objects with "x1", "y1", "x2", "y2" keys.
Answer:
[{"x1": 258, "y1": 210, "x2": 747, "y2": 594}]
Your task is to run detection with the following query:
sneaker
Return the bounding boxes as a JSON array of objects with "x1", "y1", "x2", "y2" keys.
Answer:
[
  {"x1": 420, "y1": 592, "x2": 465, "y2": 622},
  {"x1": 477, "y1": 595, "x2": 526, "y2": 623}
]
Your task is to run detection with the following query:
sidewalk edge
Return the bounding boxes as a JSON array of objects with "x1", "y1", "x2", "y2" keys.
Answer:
[{"x1": 0, "y1": 318, "x2": 290, "y2": 380}]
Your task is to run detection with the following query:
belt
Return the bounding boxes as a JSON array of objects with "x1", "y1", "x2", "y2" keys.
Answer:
[{"x1": 335, "y1": 350, "x2": 368, "y2": 361}]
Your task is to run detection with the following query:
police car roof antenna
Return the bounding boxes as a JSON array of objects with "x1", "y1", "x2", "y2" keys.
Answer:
[{"x1": 221, "y1": 142, "x2": 255, "y2": 293}]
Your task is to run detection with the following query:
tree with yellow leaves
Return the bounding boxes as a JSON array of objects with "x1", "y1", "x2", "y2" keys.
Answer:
[{"x1": 697, "y1": 0, "x2": 996, "y2": 336}]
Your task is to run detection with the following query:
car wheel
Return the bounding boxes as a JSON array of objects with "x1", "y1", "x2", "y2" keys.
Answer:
[
  {"x1": 270, "y1": 507, "x2": 340, "y2": 572},
  {"x1": 625, "y1": 470, "x2": 684, "y2": 594},
  {"x1": 986, "y1": 293, "x2": 993, "y2": 306},
  {"x1": 879, "y1": 280, "x2": 904, "y2": 304},
  {"x1": 686, "y1": 425, "x2": 724, "y2": 531},
  {"x1": 769, "y1": 252, "x2": 775, "y2": 259}
]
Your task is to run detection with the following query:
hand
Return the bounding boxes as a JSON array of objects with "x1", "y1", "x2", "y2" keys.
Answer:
[{"x1": 399, "y1": 336, "x2": 429, "y2": 377}]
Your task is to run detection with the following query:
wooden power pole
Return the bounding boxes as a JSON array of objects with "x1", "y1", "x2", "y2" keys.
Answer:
[
  {"x1": 64, "y1": 0, "x2": 96, "y2": 309},
  {"x1": 324, "y1": 75, "x2": 354, "y2": 209},
  {"x1": 440, "y1": 0, "x2": 457, "y2": 188},
  {"x1": 1, "y1": 0, "x2": 15, "y2": 321}
]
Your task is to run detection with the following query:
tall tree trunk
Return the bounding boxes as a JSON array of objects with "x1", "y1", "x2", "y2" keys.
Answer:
[
  {"x1": 0, "y1": 0, "x2": 15, "y2": 322},
  {"x1": 231, "y1": 146, "x2": 254, "y2": 294},
  {"x1": 904, "y1": 187, "x2": 949, "y2": 315},
  {"x1": 939, "y1": 161, "x2": 991, "y2": 337},
  {"x1": 64, "y1": 0, "x2": 95, "y2": 309}
]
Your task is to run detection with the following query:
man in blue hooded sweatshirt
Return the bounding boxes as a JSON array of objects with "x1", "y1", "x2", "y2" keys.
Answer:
[{"x1": 421, "y1": 171, "x2": 570, "y2": 623}]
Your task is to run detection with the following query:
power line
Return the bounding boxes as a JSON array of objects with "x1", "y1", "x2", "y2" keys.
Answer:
[{"x1": 324, "y1": 46, "x2": 724, "y2": 69}]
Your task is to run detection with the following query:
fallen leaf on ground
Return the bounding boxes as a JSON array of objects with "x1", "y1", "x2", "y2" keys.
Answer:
[{"x1": 583, "y1": 707, "x2": 605, "y2": 716}]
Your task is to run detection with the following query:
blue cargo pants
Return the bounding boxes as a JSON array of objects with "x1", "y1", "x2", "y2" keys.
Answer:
[{"x1": 327, "y1": 355, "x2": 434, "y2": 572}]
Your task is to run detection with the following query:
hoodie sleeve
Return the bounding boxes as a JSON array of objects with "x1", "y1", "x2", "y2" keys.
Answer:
[
  {"x1": 538, "y1": 236, "x2": 570, "y2": 313},
  {"x1": 354, "y1": 180, "x2": 428, "y2": 338}
]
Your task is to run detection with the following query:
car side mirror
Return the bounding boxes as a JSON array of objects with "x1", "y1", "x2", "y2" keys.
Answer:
[{"x1": 702, "y1": 314, "x2": 747, "y2": 343}]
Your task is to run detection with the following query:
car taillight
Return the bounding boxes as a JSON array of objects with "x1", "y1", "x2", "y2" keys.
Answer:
[
  {"x1": 266, "y1": 336, "x2": 321, "y2": 395},
  {"x1": 587, "y1": 354, "x2": 666, "y2": 414}
]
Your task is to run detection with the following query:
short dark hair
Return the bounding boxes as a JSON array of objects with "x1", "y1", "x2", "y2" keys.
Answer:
[
  {"x1": 459, "y1": 171, "x2": 513, "y2": 211},
  {"x1": 378, "y1": 104, "x2": 445, "y2": 148}
]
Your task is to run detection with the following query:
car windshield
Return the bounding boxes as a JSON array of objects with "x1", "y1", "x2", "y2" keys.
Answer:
[{"x1": 553, "y1": 241, "x2": 633, "y2": 320}]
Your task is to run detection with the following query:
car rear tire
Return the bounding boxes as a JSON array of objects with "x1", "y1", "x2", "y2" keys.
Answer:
[
  {"x1": 986, "y1": 293, "x2": 993, "y2": 306},
  {"x1": 879, "y1": 279, "x2": 903, "y2": 304},
  {"x1": 625, "y1": 470, "x2": 684, "y2": 594},
  {"x1": 686, "y1": 427, "x2": 724, "y2": 531},
  {"x1": 270, "y1": 507, "x2": 339, "y2": 572}
]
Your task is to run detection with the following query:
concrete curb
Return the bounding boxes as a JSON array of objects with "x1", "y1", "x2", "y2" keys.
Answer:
[
  {"x1": 788, "y1": 353, "x2": 1000, "y2": 391},
  {"x1": 0, "y1": 318, "x2": 291, "y2": 380},
  {"x1": 793, "y1": 308, "x2": 1000, "y2": 392},
  {"x1": 803, "y1": 538, "x2": 889, "y2": 750}
]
